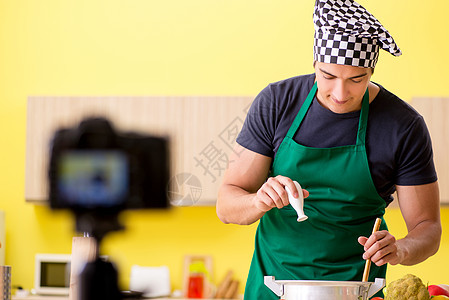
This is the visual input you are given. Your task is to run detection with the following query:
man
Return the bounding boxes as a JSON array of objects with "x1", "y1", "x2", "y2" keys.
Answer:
[{"x1": 216, "y1": 0, "x2": 442, "y2": 299}]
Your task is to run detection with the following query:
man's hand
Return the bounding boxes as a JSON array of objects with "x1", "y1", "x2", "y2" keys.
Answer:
[
  {"x1": 254, "y1": 175, "x2": 309, "y2": 212},
  {"x1": 358, "y1": 230, "x2": 404, "y2": 266}
]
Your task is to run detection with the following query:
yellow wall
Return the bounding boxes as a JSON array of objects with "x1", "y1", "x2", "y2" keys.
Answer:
[{"x1": 1, "y1": 0, "x2": 449, "y2": 294}]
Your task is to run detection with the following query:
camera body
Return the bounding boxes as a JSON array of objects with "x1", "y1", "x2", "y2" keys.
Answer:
[{"x1": 48, "y1": 117, "x2": 170, "y2": 236}]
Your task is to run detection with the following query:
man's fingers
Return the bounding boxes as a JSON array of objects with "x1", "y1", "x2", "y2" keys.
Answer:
[
  {"x1": 256, "y1": 176, "x2": 309, "y2": 210},
  {"x1": 358, "y1": 236, "x2": 368, "y2": 246},
  {"x1": 275, "y1": 175, "x2": 298, "y2": 198},
  {"x1": 361, "y1": 231, "x2": 397, "y2": 265}
]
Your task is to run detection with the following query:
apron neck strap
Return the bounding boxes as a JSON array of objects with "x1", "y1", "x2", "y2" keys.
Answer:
[
  {"x1": 286, "y1": 81, "x2": 370, "y2": 146},
  {"x1": 357, "y1": 88, "x2": 370, "y2": 145},
  {"x1": 285, "y1": 82, "x2": 317, "y2": 139}
]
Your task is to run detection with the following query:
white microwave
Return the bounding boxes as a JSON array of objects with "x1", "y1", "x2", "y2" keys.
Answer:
[{"x1": 34, "y1": 254, "x2": 71, "y2": 295}]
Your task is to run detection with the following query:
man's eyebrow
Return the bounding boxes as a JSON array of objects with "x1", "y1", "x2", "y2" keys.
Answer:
[
  {"x1": 349, "y1": 72, "x2": 368, "y2": 79},
  {"x1": 319, "y1": 68, "x2": 336, "y2": 77},
  {"x1": 319, "y1": 68, "x2": 368, "y2": 79}
]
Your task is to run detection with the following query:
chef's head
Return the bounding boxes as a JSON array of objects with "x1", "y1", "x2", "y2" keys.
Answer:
[{"x1": 312, "y1": 0, "x2": 401, "y2": 114}]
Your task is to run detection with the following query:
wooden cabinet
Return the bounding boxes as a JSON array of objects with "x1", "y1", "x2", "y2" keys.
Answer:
[
  {"x1": 25, "y1": 96, "x2": 253, "y2": 205},
  {"x1": 412, "y1": 97, "x2": 449, "y2": 204}
]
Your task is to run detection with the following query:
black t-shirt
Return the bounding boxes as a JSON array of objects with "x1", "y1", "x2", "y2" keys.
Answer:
[{"x1": 236, "y1": 73, "x2": 437, "y2": 204}]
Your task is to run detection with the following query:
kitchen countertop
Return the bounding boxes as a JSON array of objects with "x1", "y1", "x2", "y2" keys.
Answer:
[{"x1": 12, "y1": 296, "x2": 237, "y2": 300}]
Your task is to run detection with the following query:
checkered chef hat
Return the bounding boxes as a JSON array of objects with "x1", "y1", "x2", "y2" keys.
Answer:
[{"x1": 313, "y1": 0, "x2": 402, "y2": 68}]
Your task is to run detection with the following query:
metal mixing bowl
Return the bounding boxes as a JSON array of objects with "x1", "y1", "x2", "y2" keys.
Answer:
[{"x1": 264, "y1": 276, "x2": 385, "y2": 300}]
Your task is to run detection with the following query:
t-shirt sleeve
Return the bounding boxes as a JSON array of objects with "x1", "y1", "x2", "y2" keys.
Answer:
[
  {"x1": 395, "y1": 115, "x2": 438, "y2": 186},
  {"x1": 236, "y1": 85, "x2": 276, "y2": 157}
]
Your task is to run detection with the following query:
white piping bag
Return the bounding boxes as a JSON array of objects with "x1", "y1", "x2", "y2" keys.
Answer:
[{"x1": 285, "y1": 181, "x2": 308, "y2": 222}]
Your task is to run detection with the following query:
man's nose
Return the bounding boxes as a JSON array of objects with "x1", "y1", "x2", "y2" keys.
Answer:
[{"x1": 333, "y1": 80, "x2": 347, "y2": 101}]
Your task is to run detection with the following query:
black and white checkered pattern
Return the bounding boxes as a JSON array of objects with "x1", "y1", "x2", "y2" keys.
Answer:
[{"x1": 313, "y1": 0, "x2": 401, "y2": 68}]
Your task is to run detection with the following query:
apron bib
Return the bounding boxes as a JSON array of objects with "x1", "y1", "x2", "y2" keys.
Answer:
[{"x1": 244, "y1": 82, "x2": 387, "y2": 300}]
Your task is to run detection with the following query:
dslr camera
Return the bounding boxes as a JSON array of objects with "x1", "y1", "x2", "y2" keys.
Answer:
[{"x1": 48, "y1": 117, "x2": 170, "y2": 238}]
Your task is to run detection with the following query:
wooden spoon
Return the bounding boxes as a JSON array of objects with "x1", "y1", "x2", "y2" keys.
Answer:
[{"x1": 362, "y1": 217, "x2": 382, "y2": 282}]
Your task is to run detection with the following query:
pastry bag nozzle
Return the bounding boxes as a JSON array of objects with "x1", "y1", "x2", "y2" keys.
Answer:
[{"x1": 285, "y1": 181, "x2": 308, "y2": 222}]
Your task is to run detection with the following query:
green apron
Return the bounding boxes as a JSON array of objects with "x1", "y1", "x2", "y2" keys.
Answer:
[{"x1": 244, "y1": 82, "x2": 388, "y2": 299}]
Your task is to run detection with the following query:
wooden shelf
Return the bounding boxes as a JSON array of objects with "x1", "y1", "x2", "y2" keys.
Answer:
[
  {"x1": 412, "y1": 97, "x2": 449, "y2": 204},
  {"x1": 25, "y1": 96, "x2": 252, "y2": 205}
]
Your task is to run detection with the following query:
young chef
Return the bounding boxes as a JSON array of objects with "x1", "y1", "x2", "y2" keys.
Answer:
[{"x1": 216, "y1": 0, "x2": 442, "y2": 298}]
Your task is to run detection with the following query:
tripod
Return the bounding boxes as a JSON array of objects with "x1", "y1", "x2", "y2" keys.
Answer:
[{"x1": 76, "y1": 213, "x2": 123, "y2": 300}]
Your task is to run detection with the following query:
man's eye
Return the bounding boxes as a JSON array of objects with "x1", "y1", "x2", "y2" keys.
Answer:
[{"x1": 351, "y1": 79, "x2": 363, "y2": 83}]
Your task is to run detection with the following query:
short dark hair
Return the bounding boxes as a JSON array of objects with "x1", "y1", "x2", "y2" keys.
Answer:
[{"x1": 313, "y1": 61, "x2": 375, "y2": 75}]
